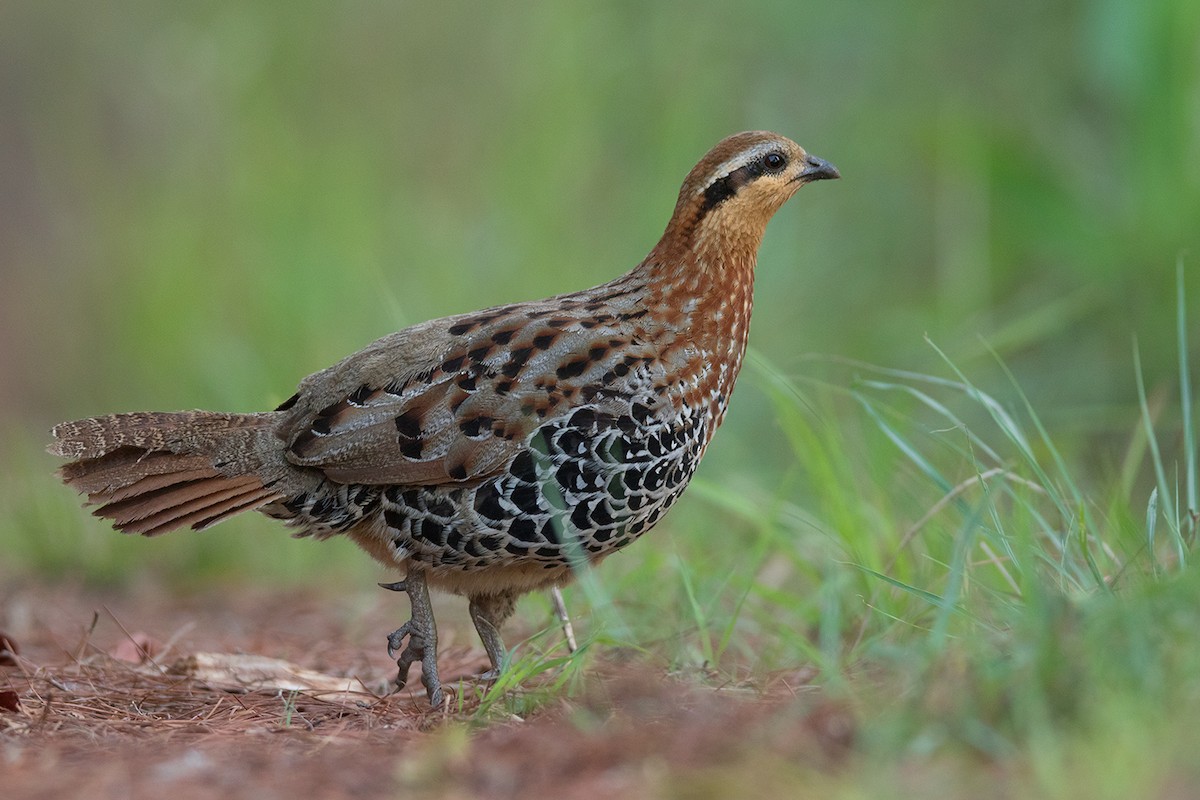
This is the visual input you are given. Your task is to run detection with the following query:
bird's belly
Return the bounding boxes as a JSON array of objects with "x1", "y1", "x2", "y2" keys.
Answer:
[{"x1": 351, "y1": 406, "x2": 711, "y2": 586}]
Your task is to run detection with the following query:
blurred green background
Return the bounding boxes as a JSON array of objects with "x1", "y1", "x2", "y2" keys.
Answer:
[{"x1": 1, "y1": 0, "x2": 1197, "y2": 584}]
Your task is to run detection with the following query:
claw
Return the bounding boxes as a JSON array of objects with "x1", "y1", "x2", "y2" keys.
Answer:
[{"x1": 378, "y1": 580, "x2": 407, "y2": 593}]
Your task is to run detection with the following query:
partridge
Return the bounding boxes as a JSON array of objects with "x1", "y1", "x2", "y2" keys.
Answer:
[{"x1": 49, "y1": 131, "x2": 839, "y2": 705}]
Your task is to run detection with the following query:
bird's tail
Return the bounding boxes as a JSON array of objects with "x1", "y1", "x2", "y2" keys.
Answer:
[{"x1": 48, "y1": 411, "x2": 285, "y2": 536}]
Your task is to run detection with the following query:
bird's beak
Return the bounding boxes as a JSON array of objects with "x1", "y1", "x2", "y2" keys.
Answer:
[{"x1": 797, "y1": 154, "x2": 840, "y2": 183}]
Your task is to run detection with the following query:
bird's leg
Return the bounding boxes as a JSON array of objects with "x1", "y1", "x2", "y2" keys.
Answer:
[
  {"x1": 468, "y1": 590, "x2": 518, "y2": 680},
  {"x1": 380, "y1": 568, "x2": 443, "y2": 707},
  {"x1": 549, "y1": 586, "x2": 578, "y2": 654}
]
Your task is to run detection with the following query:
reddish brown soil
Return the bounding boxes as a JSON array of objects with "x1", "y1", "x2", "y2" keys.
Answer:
[{"x1": 0, "y1": 581, "x2": 852, "y2": 799}]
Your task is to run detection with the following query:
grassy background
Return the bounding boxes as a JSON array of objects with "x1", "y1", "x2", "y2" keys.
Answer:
[{"x1": 3, "y1": 0, "x2": 1199, "y2": 794}]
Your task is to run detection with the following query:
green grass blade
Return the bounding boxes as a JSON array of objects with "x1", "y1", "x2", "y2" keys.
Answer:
[
  {"x1": 1147, "y1": 486, "x2": 1160, "y2": 576},
  {"x1": 853, "y1": 390, "x2": 953, "y2": 493},
  {"x1": 930, "y1": 499, "x2": 988, "y2": 649},
  {"x1": 853, "y1": 564, "x2": 947, "y2": 607},
  {"x1": 675, "y1": 555, "x2": 715, "y2": 667},
  {"x1": 925, "y1": 337, "x2": 1075, "y2": 527},
  {"x1": 857, "y1": 378, "x2": 1005, "y2": 464},
  {"x1": 1177, "y1": 258, "x2": 1196, "y2": 534},
  {"x1": 1134, "y1": 338, "x2": 1184, "y2": 566}
]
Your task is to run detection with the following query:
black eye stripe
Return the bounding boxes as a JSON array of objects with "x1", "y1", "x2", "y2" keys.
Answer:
[
  {"x1": 699, "y1": 151, "x2": 787, "y2": 213},
  {"x1": 701, "y1": 172, "x2": 741, "y2": 211}
]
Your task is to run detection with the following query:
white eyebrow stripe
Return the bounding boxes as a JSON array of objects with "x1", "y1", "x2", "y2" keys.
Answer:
[
  {"x1": 710, "y1": 145, "x2": 777, "y2": 179},
  {"x1": 701, "y1": 141, "x2": 780, "y2": 192}
]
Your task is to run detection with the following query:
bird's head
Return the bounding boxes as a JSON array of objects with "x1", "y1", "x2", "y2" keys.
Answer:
[{"x1": 656, "y1": 131, "x2": 839, "y2": 267}]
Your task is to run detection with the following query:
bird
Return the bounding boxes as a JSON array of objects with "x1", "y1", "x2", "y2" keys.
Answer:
[{"x1": 48, "y1": 131, "x2": 840, "y2": 706}]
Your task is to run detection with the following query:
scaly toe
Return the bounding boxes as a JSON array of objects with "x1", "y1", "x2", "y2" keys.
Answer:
[
  {"x1": 420, "y1": 652, "x2": 444, "y2": 708},
  {"x1": 386, "y1": 621, "x2": 414, "y2": 659},
  {"x1": 393, "y1": 635, "x2": 427, "y2": 692}
]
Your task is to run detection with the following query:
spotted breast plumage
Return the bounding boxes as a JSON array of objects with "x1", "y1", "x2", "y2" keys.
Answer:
[{"x1": 48, "y1": 131, "x2": 839, "y2": 705}]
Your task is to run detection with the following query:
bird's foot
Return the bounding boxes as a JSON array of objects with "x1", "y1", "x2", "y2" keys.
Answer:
[
  {"x1": 385, "y1": 619, "x2": 443, "y2": 707},
  {"x1": 380, "y1": 571, "x2": 443, "y2": 708},
  {"x1": 468, "y1": 591, "x2": 518, "y2": 681}
]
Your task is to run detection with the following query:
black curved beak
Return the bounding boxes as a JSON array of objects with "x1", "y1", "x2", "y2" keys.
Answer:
[{"x1": 798, "y1": 154, "x2": 840, "y2": 183}]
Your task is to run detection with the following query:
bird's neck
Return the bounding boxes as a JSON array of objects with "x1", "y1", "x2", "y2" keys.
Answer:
[
  {"x1": 639, "y1": 213, "x2": 765, "y2": 353},
  {"x1": 651, "y1": 205, "x2": 770, "y2": 275},
  {"x1": 622, "y1": 219, "x2": 763, "y2": 424}
]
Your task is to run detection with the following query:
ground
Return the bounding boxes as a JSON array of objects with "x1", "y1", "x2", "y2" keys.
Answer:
[{"x1": 0, "y1": 580, "x2": 853, "y2": 799}]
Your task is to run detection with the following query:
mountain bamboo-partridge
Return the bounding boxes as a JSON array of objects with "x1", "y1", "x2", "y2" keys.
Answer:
[{"x1": 49, "y1": 131, "x2": 839, "y2": 705}]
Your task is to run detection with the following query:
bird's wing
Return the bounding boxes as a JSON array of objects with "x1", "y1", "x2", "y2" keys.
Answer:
[
  {"x1": 277, "y1": 302, "x2": 663, "y2": 487},
  {"x1": 284, "y1": 379, "x2": 536, "y2": 486}
]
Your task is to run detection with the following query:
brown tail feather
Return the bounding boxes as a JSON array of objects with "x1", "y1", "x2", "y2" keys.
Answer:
[
  {"x1": 96, "y1": 474, "x2": 259, "y2": 526},
  {"x1": 110, "y1": 477, "x2": 277, "y2": 536},
  {"x1": 142, "y1": 485, "x2": 281, "y2": 536},
  {"x1": 60, "y1": 450, "x2": 214, "y2": 496},
  {"x1": 50, "y1": 411, "x2": 284, "y2": 537},
  {"x1": 104, "y1": 467, "x2": 225, "y2": 503}
]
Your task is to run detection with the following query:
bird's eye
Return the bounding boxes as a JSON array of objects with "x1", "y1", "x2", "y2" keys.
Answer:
[{"x1": 763, "y1": 152, "x2": 787, "y2": 171}]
